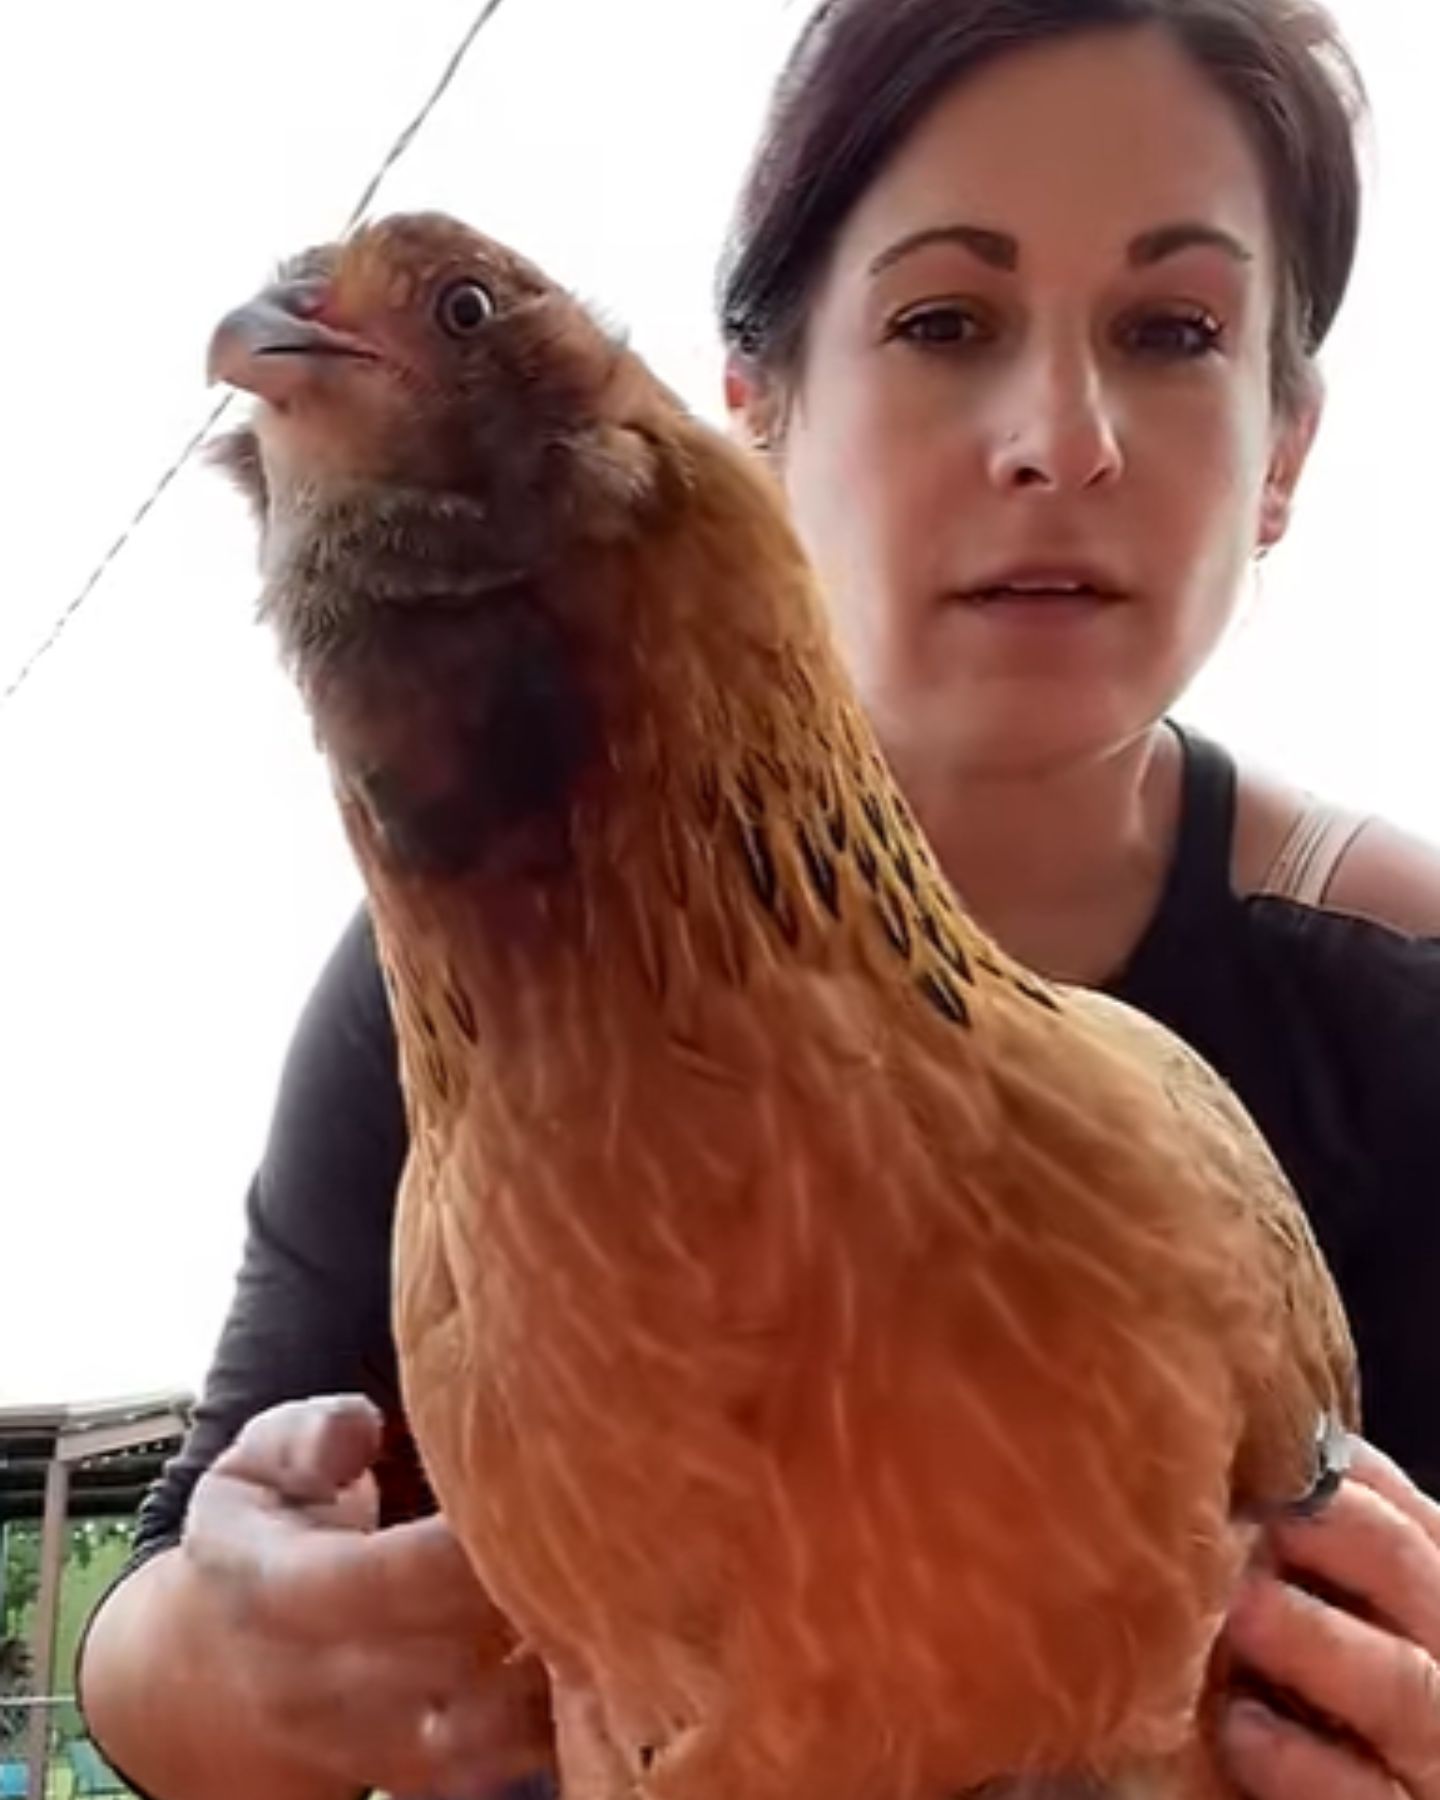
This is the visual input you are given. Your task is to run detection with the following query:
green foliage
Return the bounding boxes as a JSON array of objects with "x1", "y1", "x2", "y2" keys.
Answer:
[
  {"x1": 2, "y1": 1522, "x2": 137, "y2": 1775},
  {"x1": 2, "y1": 1519, "x2": 133, "y2": 1753},
  {"x1": 1, "y1": 1528, "x2": 39, "y2": 1642}
]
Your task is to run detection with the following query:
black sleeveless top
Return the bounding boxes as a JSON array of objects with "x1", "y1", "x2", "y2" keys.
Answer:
[
  {"x1": 1109, "y1": 726, "x2": 1440, "y2": 1489},
  {"x1": 129, "y1": 727, "x2": 1440, "y2": 1568}
]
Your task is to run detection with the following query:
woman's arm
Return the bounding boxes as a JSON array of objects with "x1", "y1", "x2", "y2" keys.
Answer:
[
  {"x1": 81, "y1": 1397, "x2": 549, "y2": 1800},
  {"x1": 79, "y1": 1535, "x2": 353, "y2": 1800},
  {"x1": 77, "y1": 910, "x2": 546, "y2": 1800},
  {"x1": 1324, "y1": 818, "x2": 1440, "y2": 939}
]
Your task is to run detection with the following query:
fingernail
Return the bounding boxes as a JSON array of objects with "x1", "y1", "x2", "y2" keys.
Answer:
[{"x1": 1223, "y1": 1699, "x2": 1280, "y2": 1752}]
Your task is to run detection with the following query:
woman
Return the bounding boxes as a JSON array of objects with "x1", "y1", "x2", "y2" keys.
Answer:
[{"x1": 79, "y1": 2, "x2": 1440, "y2": 1797}]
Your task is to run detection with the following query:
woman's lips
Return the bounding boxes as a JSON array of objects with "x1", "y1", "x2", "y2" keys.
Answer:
[
  {"x1": 961, "y1": 564, "x2": 1127, "y2": 599},
  {"x1": 954, "y1": 567, "x2": 1130, "y2": 617}
]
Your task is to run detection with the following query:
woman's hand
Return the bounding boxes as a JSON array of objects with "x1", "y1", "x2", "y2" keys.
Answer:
[
  {"x1": 185, "y1": 1394, "x2": 555, "y2": 1800},
  {"x1": 1221, "y1": 1438, "x2": 1440, "y2": 1797}
]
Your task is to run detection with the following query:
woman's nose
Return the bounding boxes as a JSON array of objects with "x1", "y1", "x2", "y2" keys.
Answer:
[{"x1": 986, "y1": 343, "x2": 1124, "y2": 495}]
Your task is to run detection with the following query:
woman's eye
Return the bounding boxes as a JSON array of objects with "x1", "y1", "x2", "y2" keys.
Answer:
[
  {"x1": 1120, "y1": 309, "x2": 1223, "y2": 360},
  {"x1": 887, "y1": 304, "x2": 991, "y2": 350}
]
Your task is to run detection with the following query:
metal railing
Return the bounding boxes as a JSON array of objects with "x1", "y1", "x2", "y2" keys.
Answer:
[{"x1": 0, "y1": 1694, "x2": 132, "y2": 1797}]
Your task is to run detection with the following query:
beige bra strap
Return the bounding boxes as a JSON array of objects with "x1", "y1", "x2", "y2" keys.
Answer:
[{"x1": 1259, "y1": 800, "x2": 1371, "y2": 908}]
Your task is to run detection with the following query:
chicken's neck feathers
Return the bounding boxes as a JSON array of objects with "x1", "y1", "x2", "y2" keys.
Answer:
[{"x1": 348, "y1": 431, "x2": 1061, "y2": 1084}]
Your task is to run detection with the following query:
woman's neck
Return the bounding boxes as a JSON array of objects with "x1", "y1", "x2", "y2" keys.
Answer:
[{"x1": 887, "y1": 724, "x2": 1184, "y2": 987}]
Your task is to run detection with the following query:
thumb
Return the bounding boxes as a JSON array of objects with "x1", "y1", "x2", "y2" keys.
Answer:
[{"x1": 223, "y1": 1394, "x2": 385, "y2": 1509}]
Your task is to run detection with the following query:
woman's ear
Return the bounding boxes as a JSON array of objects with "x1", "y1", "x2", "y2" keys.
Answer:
[
  {"x1": 724, "y1": 353, "x2": 785, "y2": 453},
  {"x1": 1258, "y1": 378, "x2": 1324, "y2": 554}
]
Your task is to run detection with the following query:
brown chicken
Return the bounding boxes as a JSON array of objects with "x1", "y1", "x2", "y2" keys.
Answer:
[{"x1": 207, "y1": 212, "x2": 1356, "y2": 1800}]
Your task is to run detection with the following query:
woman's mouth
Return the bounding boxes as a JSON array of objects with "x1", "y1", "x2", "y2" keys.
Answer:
[{"x1": 956, "y1": 567, "x2": 1130, "y2": 614}]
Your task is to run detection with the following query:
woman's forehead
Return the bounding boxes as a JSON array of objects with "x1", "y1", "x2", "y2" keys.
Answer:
[{"x1": 835, "y1": 27, "x2": 1276, "y2": 281}]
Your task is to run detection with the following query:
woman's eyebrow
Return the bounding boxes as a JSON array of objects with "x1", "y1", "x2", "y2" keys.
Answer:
[
  {"x1": 867, "y1": 219, "x2": 1254, "y2": 280},
  {"x1": 1128, "y1": 221, "x2": 1255, "y2": 266},
  {"x1": 868, "y1": 224, "x2": 1019, "y2": 277}
]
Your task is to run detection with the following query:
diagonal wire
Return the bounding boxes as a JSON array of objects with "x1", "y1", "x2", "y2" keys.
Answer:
[
  {"x1": 2, "y1": 0, "x2": 515, "y2": 709},
  {"x1": 1, "y1": 396, "x2": 235, "y2": 706},
  {"x1": 344, "y1": 0, "x2": 512, "y2": 233}
]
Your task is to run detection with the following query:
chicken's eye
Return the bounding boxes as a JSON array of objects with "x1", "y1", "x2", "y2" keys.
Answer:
[{"x1": 436, "y1": 279, "x2": 495, "y2": 339}]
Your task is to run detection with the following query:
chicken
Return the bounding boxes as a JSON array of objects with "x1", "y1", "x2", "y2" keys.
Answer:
[{"x1": 207, "y1": 211, "x2": 1357, "y2": 1800}]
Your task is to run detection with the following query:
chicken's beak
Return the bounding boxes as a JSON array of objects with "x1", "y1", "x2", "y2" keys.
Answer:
[{"x1": 207, "y1": 283, "x2": 378, "y2": 405}]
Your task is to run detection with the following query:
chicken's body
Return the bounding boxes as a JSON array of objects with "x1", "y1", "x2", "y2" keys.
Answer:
[{"x1": 210, "y1": 212, "x2": 1356, "y2": 1800}]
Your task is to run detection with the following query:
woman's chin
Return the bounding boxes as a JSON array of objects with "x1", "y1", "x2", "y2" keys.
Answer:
[{"x1": 870, "y1": 667, "x2": 1161, "y2": 782}]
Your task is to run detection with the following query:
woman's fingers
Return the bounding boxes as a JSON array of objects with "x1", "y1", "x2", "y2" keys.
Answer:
[
  {"x1": 1221, "y1": 1697, "x2": 1404, "y2": 1800},
  {"x1": 1268, "y1": 1471, "x2": 1440, "y2": 1651},
  {"x1": 1226, "y1": 1572, "x2": 1440, "y2": 1796},
  {"x1": 1344, "y1": 1441, "x2": 1440, "y2": 1552}
]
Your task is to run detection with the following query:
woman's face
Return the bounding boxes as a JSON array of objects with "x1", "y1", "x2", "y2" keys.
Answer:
[{"x1": 751, "y1": 27, "x2": 1317, "y2": 775}]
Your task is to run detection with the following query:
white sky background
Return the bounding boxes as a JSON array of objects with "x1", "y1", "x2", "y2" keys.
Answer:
[{"x1": 0, "y1": 0, "x2": 1433, "y2": 1405}]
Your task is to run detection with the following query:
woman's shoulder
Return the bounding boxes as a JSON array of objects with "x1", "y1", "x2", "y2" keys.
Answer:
[
  {"x1": 1232, "y1": 756, "x2": 1440, "y2": 941},
  {"x1": 1127, "y1": 731, "x2": 1440, "y2": 1104},
  {"x1": 1318, "y1": 818, "x2": 1440, "y2": 939}
]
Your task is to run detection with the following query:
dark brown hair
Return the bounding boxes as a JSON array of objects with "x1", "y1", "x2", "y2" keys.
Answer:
[{"x1": 717, "y1": 0, "x2": 1365, "y2": 412}]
